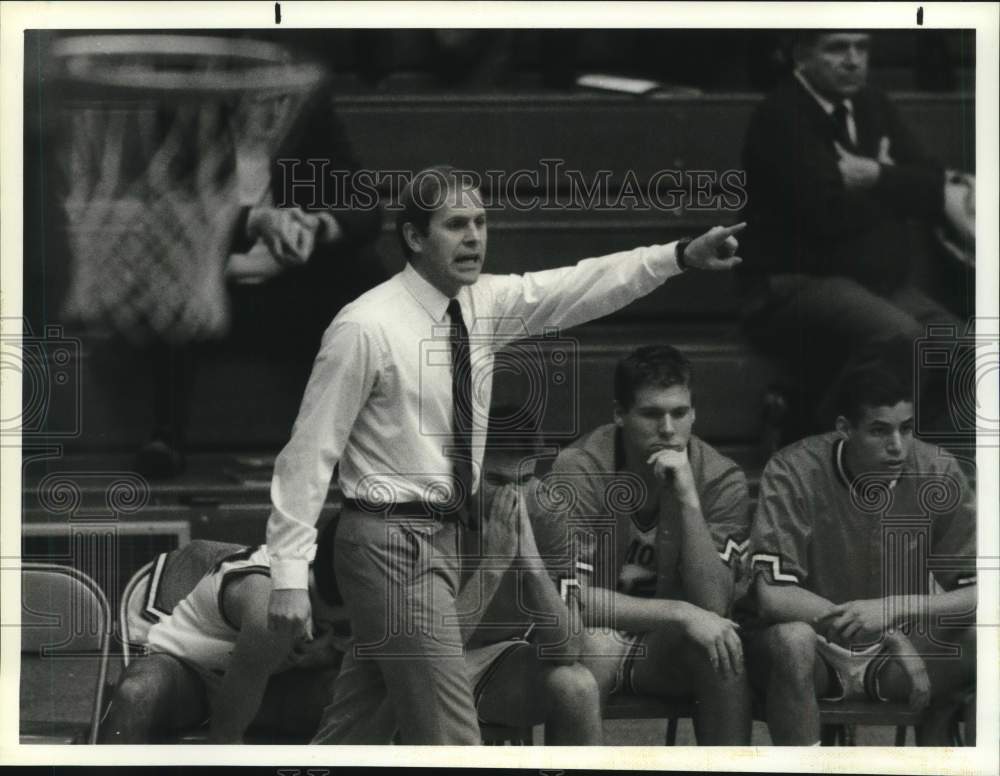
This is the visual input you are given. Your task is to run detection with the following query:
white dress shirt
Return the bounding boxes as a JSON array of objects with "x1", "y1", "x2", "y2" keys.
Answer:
[{"x1": 268, "y1": 243, "x2": 682, "y2": 589}]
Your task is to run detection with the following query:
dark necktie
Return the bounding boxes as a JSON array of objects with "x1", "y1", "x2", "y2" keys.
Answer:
[
  {"x1": 447, "y1": 299, "x2": 477, "y2": 530},
  {"x1": 832, "y1": 102, "x2": 855, "y2": 150}
]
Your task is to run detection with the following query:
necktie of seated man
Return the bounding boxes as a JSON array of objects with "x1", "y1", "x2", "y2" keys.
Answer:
[
  {"x1": 447, "y1": 299, "x2": 478, "y2": 530},
  {"x1": 832, "y1": 101, "x2": 856, "y2": 151}
]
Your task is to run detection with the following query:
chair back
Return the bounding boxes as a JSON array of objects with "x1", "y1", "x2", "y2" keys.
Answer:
[{"x1": 21, "y1": 563, "x2": 112, "y2": 744}]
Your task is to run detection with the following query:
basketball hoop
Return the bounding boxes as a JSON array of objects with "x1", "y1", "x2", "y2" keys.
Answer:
[{"x1": 50, "y1": 35, "x2": 324, "y2": 344}]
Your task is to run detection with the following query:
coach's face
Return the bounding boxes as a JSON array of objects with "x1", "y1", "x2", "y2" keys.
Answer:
[
  {"x1": 838, "y1": 401, "x2": 914, "y2": 477},
  {"x1": 406, "y1": 185, "x2": 487, "y2": 298},
  {"x1": 798, "y1": 33, "x2": 870, "y2": 100},
  {"x1": 616, "y1": 383, "x2": 695, "y2": 468}
]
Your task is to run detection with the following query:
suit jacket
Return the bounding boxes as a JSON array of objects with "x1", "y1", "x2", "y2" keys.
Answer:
[{"x1": 740, "y1": 76, "x2": 944, "y2": 292}]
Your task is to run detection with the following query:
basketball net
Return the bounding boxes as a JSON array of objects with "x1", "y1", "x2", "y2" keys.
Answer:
[{"x1": 51, "y1": 35, "x2": 324, "y2": 344}]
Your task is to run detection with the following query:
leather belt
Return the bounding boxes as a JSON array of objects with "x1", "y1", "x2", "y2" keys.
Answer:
[{"x1": 341, "y1": 497, "x2": 460, "y2": 520}]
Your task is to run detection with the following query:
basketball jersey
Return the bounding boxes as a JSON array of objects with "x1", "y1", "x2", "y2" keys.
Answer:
[
  {"x1": 618, "y1": 516, "x2": 658, "y2": 597},
  {"x1": 546, "y1": 424, "x2": 752, "y2": 602},
  {"x1": 749, "y1": 432, "x2": 977, "y2": 602},
  {"x1": 146, "y1": 545, "x2": 289, "y2": 675}
]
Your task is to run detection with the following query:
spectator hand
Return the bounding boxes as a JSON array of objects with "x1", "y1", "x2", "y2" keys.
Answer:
[
  {"x1": 315, "y1": 212, "x2": 345, "y2": 245},
  {"x1": 684, "y1": 223, "x2": 745, "y2": 270},
  {"x1": 267, "y1": 588, "x2": 313, "y2": 641},
  {"x1": 877, "y1": 136, "x2": 895, "y2": 166},
  {"x1": 248, "y1": 206, "x2": 321, "y2": 267},
  {"x1": 938, "y1": 172, "x2": 975, "y2": 268},
  {"x1": 680, "y1": 602, "x2": 743, "y2": 678},
  {"x1": 834, "y1": 142, "x2": 881, "y2": 190}
]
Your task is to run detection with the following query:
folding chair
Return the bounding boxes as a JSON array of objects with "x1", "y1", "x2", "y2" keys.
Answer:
[
  {"x1": 480, "y1": 722, "x2": 535, "y2": 745},
  {"x1": 605, "y1": 694, "x2": 695, "y2": 745},
  {"x1": 603, "y1": 694, "x2": 926, "y2": 746},
  {"x1": 20, "y1": 563, "x2": 112, "y2": 744},
  {"x1": 115, "y1": 540, "x2": 321, "y2": 744}
]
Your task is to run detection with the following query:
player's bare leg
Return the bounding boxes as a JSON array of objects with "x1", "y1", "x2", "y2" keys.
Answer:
[
  {"x1": 630, "y1": 626, "x2": 752, "y2": 745},
  {"x1": 744, "y1": 622, "x2": 831, "y2": 745},
  {"x1": 476, "y1": 643, "x2": 603, "y2": 744},
  {"x1": 252, "y1": 666, "x2": 345, "y2": 740},
  {"x1": 99, "y1": 654, "x2": 207, "y2": 743},
  {"x1": 875, "y1": 626, "x2": 976, "y2": 746}
]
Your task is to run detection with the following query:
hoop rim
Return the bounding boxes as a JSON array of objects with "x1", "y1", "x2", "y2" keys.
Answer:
[{"x1": 50, "y1": 34, "x2": 325, "y2": 97}]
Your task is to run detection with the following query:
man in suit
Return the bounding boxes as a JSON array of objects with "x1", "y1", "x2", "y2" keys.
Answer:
[{"x1": 738, "y1": 31, "x2": 970, "y2": 434}]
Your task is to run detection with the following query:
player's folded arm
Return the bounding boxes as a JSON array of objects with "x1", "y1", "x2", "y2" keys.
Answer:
[{"x1": 210, "y1": 574, "x2": 297, "y2": 742}]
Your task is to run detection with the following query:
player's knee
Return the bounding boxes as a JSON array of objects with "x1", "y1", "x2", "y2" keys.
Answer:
[
  {"x1": 766, "y1": 622, "x2": 816, "y2": 686},
  {"x1": 113, "y1": 673, "x2": 162, "y2": 720},
  {"x1": 101, "y1": 672, "x2": 165, "y2": 742},
  {"x1": 543, "y1": 663, "x2": 600, "y2": 713}
]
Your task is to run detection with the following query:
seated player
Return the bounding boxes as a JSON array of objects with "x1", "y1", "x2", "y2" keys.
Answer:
[
  {"x1": 745, "y1": 363, "x2": 977, "y2": 745},
  {"x1": 544, "y1": 345, "x2": 753, "y2": 744},
  {"x1": 460, "y1": 421, "x2": 602, "y2": 744},
  {"x1": 100, "y1": 524, "x2": 355, "y2": 744},
  {"x1": 313, "y1": 416, "x2": 602, "y2": 744}
]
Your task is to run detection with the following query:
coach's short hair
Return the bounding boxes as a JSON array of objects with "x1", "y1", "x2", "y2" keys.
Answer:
[
  {"x1": 311, "y1": 517, "x2": 342, "y2": 607},
  {"x1": 614, "y1": 345, "x2": 693, "y2": 411},
  {"x1": 834, "y1": 362, "x2": 914, "y2": 425},
  {"x1": 396, "y1": 165, "x2": 478, "y2": 260}
]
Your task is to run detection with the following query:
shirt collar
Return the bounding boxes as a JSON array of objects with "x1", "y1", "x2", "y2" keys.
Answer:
[
  {"x1": 833, "y1": 436, "x2": 898, "y2": 492},
  {"x1": 794, "y1": 69, "x2": 853, "y2": 118},
  {"x1": 400, "y1": 262, "x2": 454, "y2": 322}
]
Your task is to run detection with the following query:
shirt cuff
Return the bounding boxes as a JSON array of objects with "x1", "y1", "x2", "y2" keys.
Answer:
[
  {"x1": 646, "y1": 241, "x2": 682, "y2": 278},
  {"x1": 270, "y1": 557, "x2": 310, "y2": 590}
]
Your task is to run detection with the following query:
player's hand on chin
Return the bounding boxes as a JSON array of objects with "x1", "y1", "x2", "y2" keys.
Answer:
[{"x1": 646, "y1": 448, "x2": 698, "y2": 501}]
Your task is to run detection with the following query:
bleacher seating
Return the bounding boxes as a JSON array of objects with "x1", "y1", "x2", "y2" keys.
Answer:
[{"x1": 22, "y1": 89, "x2": 974, "y2": 624}]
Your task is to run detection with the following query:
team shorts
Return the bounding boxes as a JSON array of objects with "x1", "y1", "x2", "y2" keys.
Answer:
[
  {"x1": 815, "y1": 636, "x2": 892, "y2": 703},
  {"x1": 581, "y1": 627, "x2": 647, "y2": 697},
  {"x1": 465, "y1": 637, "x2": 532, "y2": 723}
]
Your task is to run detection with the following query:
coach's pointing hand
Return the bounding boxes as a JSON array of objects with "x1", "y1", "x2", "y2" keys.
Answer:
[
  {"x1": 683, "y1": 222, "x2": 746, "y2": 270},
  {"x1": 268, "y1": 588, "x2": 313, "y2": 641}
]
